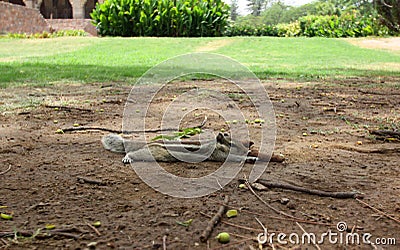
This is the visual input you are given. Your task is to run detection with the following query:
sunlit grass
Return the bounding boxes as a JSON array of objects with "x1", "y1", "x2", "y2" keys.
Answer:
[{"x1": 1, "y1": 36, "x2": 399, "y2": 88}]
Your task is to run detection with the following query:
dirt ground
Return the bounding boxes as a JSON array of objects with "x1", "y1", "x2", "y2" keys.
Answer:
[
  {"x1": 0, "y1": 77, "x2": 399, "y2": 250},
  {"x1": 346, "y1": 37, "x2": 400, "y2": 52}
]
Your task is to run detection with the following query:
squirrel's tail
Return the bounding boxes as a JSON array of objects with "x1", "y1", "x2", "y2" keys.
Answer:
[{"x1": 101, "y1": 134, "x2": 125, "y2": 153}]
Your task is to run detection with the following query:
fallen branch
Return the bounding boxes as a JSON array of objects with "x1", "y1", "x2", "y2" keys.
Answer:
[
  {"x1": 61, "y1": 116, "x2": 208, "y2": 134},
  {"x1": 356, "y1": 198, "x2": 400, "y2": 224},
  {"x1": 255, "y1": 179, "x2": 361, "y2": 199},
  {"x1": 0, "y1": 228, "x2": 83, "y2": 240},
  {"x1": 61, "y1": 126, "x2": 182, "y2": 134},
  {"x1": 44, "y1": 105, "x2": 94, "y2": 113},
  {"x1": 370, "y1": 129, "x2": 400, "y2": 139},
  {"x1": 358, "y1": 89, "x2": 400, "y2": 95},
  {"x1": 0, "y1": 231, "x2": 32, "y2": 238},
  {"x1": 77, "y1": 176, "x2": 106, "y2": 186},
  {"x1": 333, "y1": 144, "x2": 400, "y2": 154},
  {"x1": 200, "y1": 196, "x2": 229, "y2": 242},
  {"x1": 62, "y1": 126, "x2": 122, "y2": 133}
]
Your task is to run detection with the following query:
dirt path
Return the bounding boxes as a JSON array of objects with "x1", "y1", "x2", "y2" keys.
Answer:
[
  {"x1": 195, "y1": 39, "x2": 233, "y2": 52},
  {"x1": 0, "y1": 78, "x2": 399, "y2": 249}
]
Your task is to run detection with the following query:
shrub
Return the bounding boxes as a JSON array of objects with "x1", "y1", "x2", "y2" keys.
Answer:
[
  {"x1": 224, "y1": 23, "x2": 278, "y2": 36},
  {"x1": 90, "y1": 0, "x2": 229, "y2": 37},
  {"x1": 276, "y1": 21, "x2": 301, "y2": 37},
  {"x1": 225, "y1": 9, "x2": 392, "y2": 38},
  {"x1": 298, "y1": 12, "x2": 389, "y2": 37},
  {"x1": 1, "y1": 30, "x2": 87, "y2": 39}
]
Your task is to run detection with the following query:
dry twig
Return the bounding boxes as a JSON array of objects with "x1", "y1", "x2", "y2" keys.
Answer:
[
  {"x1": 211, "y1": 201, "x2": 337, "y2": 227},
  {"x1": 77, "y1": 176, "x2": 106, "y2": 186},
  {"x1": 358, "y1": 89, "x2": 400, "y2": 95},
  {"x1": 356, "y1": 198, "x2": 400, "y2": 224},
  {"x1": 62, "y1": 116, "x2": 208, "y2": 134},
  {"x1": 45, "y1": 104, "x2": 94, "y2": 113},
  {"x1": 255, "y1": 179, "x2": 361, "y2": 199},
  {"x1": 245, "y1": 181, "x2": 296, "y2": 219},
  {"x1": 200, "y1": 212, "x2": 264, "y2": 232},
  {"x1": 209, "y1": 238, "x2": 253, "y2": 250},
  {"x1": 162, "y1": 235, "x2": 167, "y2": 250},
  {"x1": 86, "y1": 222, "x2": 101, "y2": 236},
  {"x1": 370, "y1": 129, "x2": 400, "y2": 139},
  {"x1": 0, "y1": 165, "x2": 11, "y2": 175},
  {"x1": 200, "y1": 196, "x2": 229, "y2": 242},
  {"x1": 333, "y1": 145, "x2": 400, "y2": 154},
  {"x1": 296, "y1": 222, "x2": 321, "y2": 250},
  {"x1": 62, "y1": 126, "x2": 122, "y2": 133},
  {"x1": 26, "y1": 202, "x2": 53, "y2": 212},
  {"x1": 0, "y1": 228, "x2": 82, "y2": 240},
  {"x1": 0, "y1": 238, "x2": 8, "y2": 247}
]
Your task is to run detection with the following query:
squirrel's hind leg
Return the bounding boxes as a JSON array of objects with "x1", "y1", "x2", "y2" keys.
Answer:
[{"x1": 122, "y1": 148, "x2": 165, "y2": 164}]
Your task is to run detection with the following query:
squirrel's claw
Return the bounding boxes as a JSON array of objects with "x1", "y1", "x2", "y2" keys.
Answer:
[{"x1": 122, "y1": 155, "x2": 133, "y2": 164}]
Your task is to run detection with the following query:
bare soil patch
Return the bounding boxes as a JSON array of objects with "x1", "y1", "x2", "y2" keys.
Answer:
[
  {"x1": 346, "y1": 37, "x2": 400, "y2": 52},
  {"x1": 195, "y1": 39, "x2": 233, "y2": 52},
  {"x1": 0, "y1": 78, "x2": 399, "y2": 249}
]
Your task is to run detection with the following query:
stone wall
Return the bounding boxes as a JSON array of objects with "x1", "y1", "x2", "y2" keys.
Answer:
[
  {"x1": 47, "y1": 19, "x2": 97, "y2": 36},
  {"x1": 0, "y1": 1, "x2": 50, "y2": 34}
]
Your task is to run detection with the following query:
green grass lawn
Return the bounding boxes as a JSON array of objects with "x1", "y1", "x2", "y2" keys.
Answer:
[{"x1": 0, "y1": 36, "x2": 399, "y2": 88}]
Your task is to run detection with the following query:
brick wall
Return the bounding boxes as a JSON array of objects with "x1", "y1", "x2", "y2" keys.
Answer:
[
  {"x1": 47, "y1": 19, "x2": 97, "y2": 36},
  {"x1": 0, "y1": 1, "x2": 50, "y2": 34}
]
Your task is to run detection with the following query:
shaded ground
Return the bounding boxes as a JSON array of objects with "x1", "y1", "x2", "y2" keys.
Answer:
[{"x1": 0, "y1": 78, "x2": 399, "y2": 249}]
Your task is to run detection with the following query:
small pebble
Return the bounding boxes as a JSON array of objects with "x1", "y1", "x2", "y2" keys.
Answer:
[{"x1": 280, "y1": 198, "x2": 290, "y2": 205}]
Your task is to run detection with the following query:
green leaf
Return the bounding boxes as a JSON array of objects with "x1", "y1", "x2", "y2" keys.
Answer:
[
  {"x1": 226, "y1": 209, "x2": 238, "y2": 218},
  {"x1": 176, "y1": 218, "x2": 193, "y2": 227},
  {"x1": 1, "y1": 213, "x2": 12, "y2": 220}
]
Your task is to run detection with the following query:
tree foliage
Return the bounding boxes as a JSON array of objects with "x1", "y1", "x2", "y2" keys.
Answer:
[
  {"x1": 227, "y1": 0, "x2": 393, "y2": 37},
  {"x1": 230, "y1": 0, "x2": 239, "y2": 20},
  {"x1": 247, "y1": 0, "x2": 267, "y2": 16},
  {"x1": 375, "y1": 0, "x2": 400, "y2": 32},
  {"x1": 261, "y1": 1, "x2": 288, "y2": 25}
]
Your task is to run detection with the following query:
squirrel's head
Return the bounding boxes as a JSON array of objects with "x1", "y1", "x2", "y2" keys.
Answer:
[{"x1": 216, "y1": 132, "x2": 250, "y2": 156}]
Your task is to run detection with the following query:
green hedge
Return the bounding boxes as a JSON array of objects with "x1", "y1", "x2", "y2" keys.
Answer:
[
  {"x1": 225, "y1": 12, "x2": 390, "y2": 37},
  {"x1": 2, "y1": 30, "x2": 87, "y2": 39},
  {"x1": 91, "y1": 0, "x2": 229, "y2": 37},
  {"x1": 224, "y1": 24, "x2": 279, "y2": 36},
  {"x1": 299, "y1": 13, "x2": 389, "y2": 37}
]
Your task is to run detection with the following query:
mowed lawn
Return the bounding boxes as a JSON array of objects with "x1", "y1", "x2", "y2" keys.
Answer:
[{"x1": 1, "y1": 36, "x2": 399, "y2": 87}]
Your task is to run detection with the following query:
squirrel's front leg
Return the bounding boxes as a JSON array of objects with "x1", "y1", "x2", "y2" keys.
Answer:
[
  {"x1": 122, "y1": 154, "x2": 133, "y2": 164},
  {"x1": 122, "y1": 148, "x2": 159, "y2": 164}
]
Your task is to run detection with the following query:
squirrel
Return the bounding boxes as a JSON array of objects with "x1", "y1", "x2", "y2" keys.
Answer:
[{"x1": 101, "y1": 133, "x2": 259, "y2": 164}]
